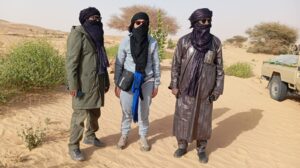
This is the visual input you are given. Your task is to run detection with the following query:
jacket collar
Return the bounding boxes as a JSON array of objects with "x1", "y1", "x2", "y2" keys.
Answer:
[{"x1": 76, "y1": 25, "x2": 97, "y2": 50}]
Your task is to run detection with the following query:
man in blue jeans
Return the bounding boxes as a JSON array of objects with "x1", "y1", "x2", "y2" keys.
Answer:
[{"x1": 114, "y1": 12, "x2": 160, "y2": 151}]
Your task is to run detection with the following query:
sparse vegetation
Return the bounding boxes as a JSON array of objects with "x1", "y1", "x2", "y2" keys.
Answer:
[
  {"x1": 106, "y1": 45, "x2": 119, "y2": 59},
  {"x1": 246, "y1": 22, "x2": 298, "y2": 55},
  {"x1": 225, "y1": 62, "x2": 253, "y2": 78},
  {"x1": 225, "y1": 35, "x2": 247, "y2": 48},
  {"x1": 18, "y1": 121, "x2": 47, "y2": 151}
]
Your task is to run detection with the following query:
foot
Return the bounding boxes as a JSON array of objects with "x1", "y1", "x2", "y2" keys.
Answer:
[
  {"x1": 198, "y1": 151, "x2": 208, "y2": 163},
  {"x1": 117, "y1": 135, "x2": 128, "y2": 149},
  {"x1": 69, "y1": 149, "x2": 84, "y2": 161},
  {"x1": 83, "y1": 137, "x2": 106, "y2": 147},
  {"x1": 139, "y1": 136, "x2": 151, "y2": 151},
  {"x1": 173, "y1": 148, "x2": 187, "y2": 158}
]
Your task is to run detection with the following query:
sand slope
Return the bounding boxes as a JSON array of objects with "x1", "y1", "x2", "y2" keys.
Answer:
[{"x1": 0, "y1": 19, "x2": 122, "y2": 56}]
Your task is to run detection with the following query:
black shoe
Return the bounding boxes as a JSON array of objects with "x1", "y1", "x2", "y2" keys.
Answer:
[
  {"x1": 198, "y1": 151, "x2": 208, "y2": 163},
  {"x1": 83, "y1": 137, "x2": 106, "y2": 147},
  {"x1": 69, "y1": 149, "x2": 84, "y2": 161},
  {"x1": 173, "y1": 148, "x2": 187, "y2": 158}
]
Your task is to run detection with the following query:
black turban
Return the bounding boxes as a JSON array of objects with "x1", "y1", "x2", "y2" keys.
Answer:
[
  {"x1": 189, "y1": 8, "x2": 213, "y2": 28},
  {"x1": 79, "y1": 7, "x2": 101, "y2": 25},
  {"x1": 185, "y1": 8, "x2": 214, "y2": 97},
  {"x1": 128, "y1": 12, "x2": 149, "y2": 32}
]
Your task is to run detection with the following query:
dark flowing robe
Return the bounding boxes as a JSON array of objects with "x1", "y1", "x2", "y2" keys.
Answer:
[{"x1": 169, "y1": 33, "x2": 224, "y2": 142}]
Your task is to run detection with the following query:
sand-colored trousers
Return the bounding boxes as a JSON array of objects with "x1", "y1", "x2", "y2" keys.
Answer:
[{"x1": 68, "y1": 108, "x2": 101, "y2": 151}]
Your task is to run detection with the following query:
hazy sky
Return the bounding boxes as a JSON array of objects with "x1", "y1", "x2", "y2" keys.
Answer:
[{"x1": 0, "y1": 0, "x2": 299, "y2": 41}]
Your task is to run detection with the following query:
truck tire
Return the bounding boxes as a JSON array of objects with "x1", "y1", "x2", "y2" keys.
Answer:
[{"x1": 269, "y1": 75, "x2": 288, "y2": 101}]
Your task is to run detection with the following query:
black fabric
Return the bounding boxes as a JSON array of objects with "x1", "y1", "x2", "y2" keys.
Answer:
[
  {"x1": 185, "y1": 51, "x2": 205, "y2": 97},
  {"x1": 117, "y1": 69, "x2": 134, "y2": 91},
  {"x1": 189, "y1": 8, "x2": 212, "y2": 28},
  {"x1": 129, "y1": 12, "x2": 149, "y2": 73},
  {"x1": 189, "y1": 8, "x2": 213, "y2": 52},
  {"x1": 128, "y1": 12, "x2": 149, "y2": 33},
  {"x1": 83, "y1": 20, "x2": 104, "y2": 47},
  {"x1": 79, "y1": 7, "x2": 101, "y2": 25},
  {"x1": 79, "y1": 7, "x2": 109, "y2": 75},
  {"x1": 185, "y1": 8, "x2": 213, "y2": 97}
]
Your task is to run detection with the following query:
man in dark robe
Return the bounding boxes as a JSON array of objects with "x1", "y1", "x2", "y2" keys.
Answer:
[{"x1": 169, "y1": 8, "x2": 224, "y2": 163}]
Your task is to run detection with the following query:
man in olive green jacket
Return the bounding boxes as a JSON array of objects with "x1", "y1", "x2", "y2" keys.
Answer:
[{"x1": 66, "y1": 7, "x2": 110, "y2": 161}]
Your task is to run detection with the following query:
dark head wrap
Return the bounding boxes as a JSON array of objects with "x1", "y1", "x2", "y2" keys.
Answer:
[
  {"x1": 129, "y1": 12, "x2": 149, "y2": 73},
  {"x1": 189, "y1": 8, "x2": 212, "y2": 28},
  {"x1": 128, "y1": 12, "x2": 150, "y2": 32},
  {"x1": 79, "y1": 7, "x2": 109, "y2": 75},
  {"x1": 185, "y1": 8, "x2": 214, "y2": 97},
  {"x1": 79, "y1": 7, "x2": 101, "y2": 25}
]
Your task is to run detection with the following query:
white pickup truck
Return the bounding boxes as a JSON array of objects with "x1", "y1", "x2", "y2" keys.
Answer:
[{"x1": 261, "y1": 55, "x2": 300, "y2": 101}]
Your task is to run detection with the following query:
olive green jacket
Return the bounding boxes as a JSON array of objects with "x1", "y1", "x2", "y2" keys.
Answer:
[{"x1": 66, "y1": 25, "x2": 109, "y2": 109}]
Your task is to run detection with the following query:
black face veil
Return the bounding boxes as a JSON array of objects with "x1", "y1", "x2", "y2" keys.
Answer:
[
  {"x1": 79, "y1": 7, "x2": 109, "y2": 74},
  {"x1": 185, "y1": 8, "x2": 214, "y2": 97},
  {"x1": 129, "y1": 12, "x2": 150, "y2": 73}
]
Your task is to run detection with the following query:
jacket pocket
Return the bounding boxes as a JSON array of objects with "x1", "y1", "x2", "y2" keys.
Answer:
[
  {"x1": 204, "y1": 50, "x2": 217, "y2": 65},
  {"x1": 80, "y1": 72, "x2": 96, "y2": 93},
  {"x1": 199, "y1": 65, "x2": 216, "y2": 99}
]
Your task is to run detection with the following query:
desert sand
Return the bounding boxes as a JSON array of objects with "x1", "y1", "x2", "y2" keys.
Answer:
[
  {"x1": 0, "y1": 45, "x2": 300, "y2": 168},
  {"x1": 0, "y1": 20, "x2": 300, "y2": 168}
]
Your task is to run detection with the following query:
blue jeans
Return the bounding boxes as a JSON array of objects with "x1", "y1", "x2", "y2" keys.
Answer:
[{"x1": 119, "y1": 81, "x2": 154, "y2": 137}]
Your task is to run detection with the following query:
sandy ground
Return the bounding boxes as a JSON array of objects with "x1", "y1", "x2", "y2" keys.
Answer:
[{"x1": 0, "y1": 45, "x2": 300, "y2": 168}]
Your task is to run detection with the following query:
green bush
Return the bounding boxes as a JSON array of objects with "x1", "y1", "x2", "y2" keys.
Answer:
[
  {"x1": 246, "y1": 22, "x2": 298, "y2": 55},
  {"x1": 151, "y1": 10, "x2": 168, "y2": 60},
  {"x1": 225, "y1": 62, "x2": 253, "y2": 78},
  {"x1": 0, "y1": 57, "x2": 18, "y2": 103},
  {"x1": 0, "y1": 57, "x2": 4, "y2": 84},
  {"x1": 106, "y1": 45, "x2": 119, "y2": 59},
  {"x1": 0, "y1": 40, "x2": 65, "y2": 90}
]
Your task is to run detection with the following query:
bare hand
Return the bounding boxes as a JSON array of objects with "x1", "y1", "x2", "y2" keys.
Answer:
[
  {"x1": 115, "y1": 86, "x2": 121, "y2": 98},
  {"x1": 172, "y1": 88, "x2": 179, "y2": 96},
  {"x1": 152, "y1": 88, "x2": 158, "y2": 98},
  {"x1": 70, "y1": 90, "x2": 77, "y2": 97}
]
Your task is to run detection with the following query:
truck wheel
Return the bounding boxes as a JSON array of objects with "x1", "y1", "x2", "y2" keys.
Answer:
[{"x1": 269, "y1": 75, "x2": 288, "y2": 101}]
